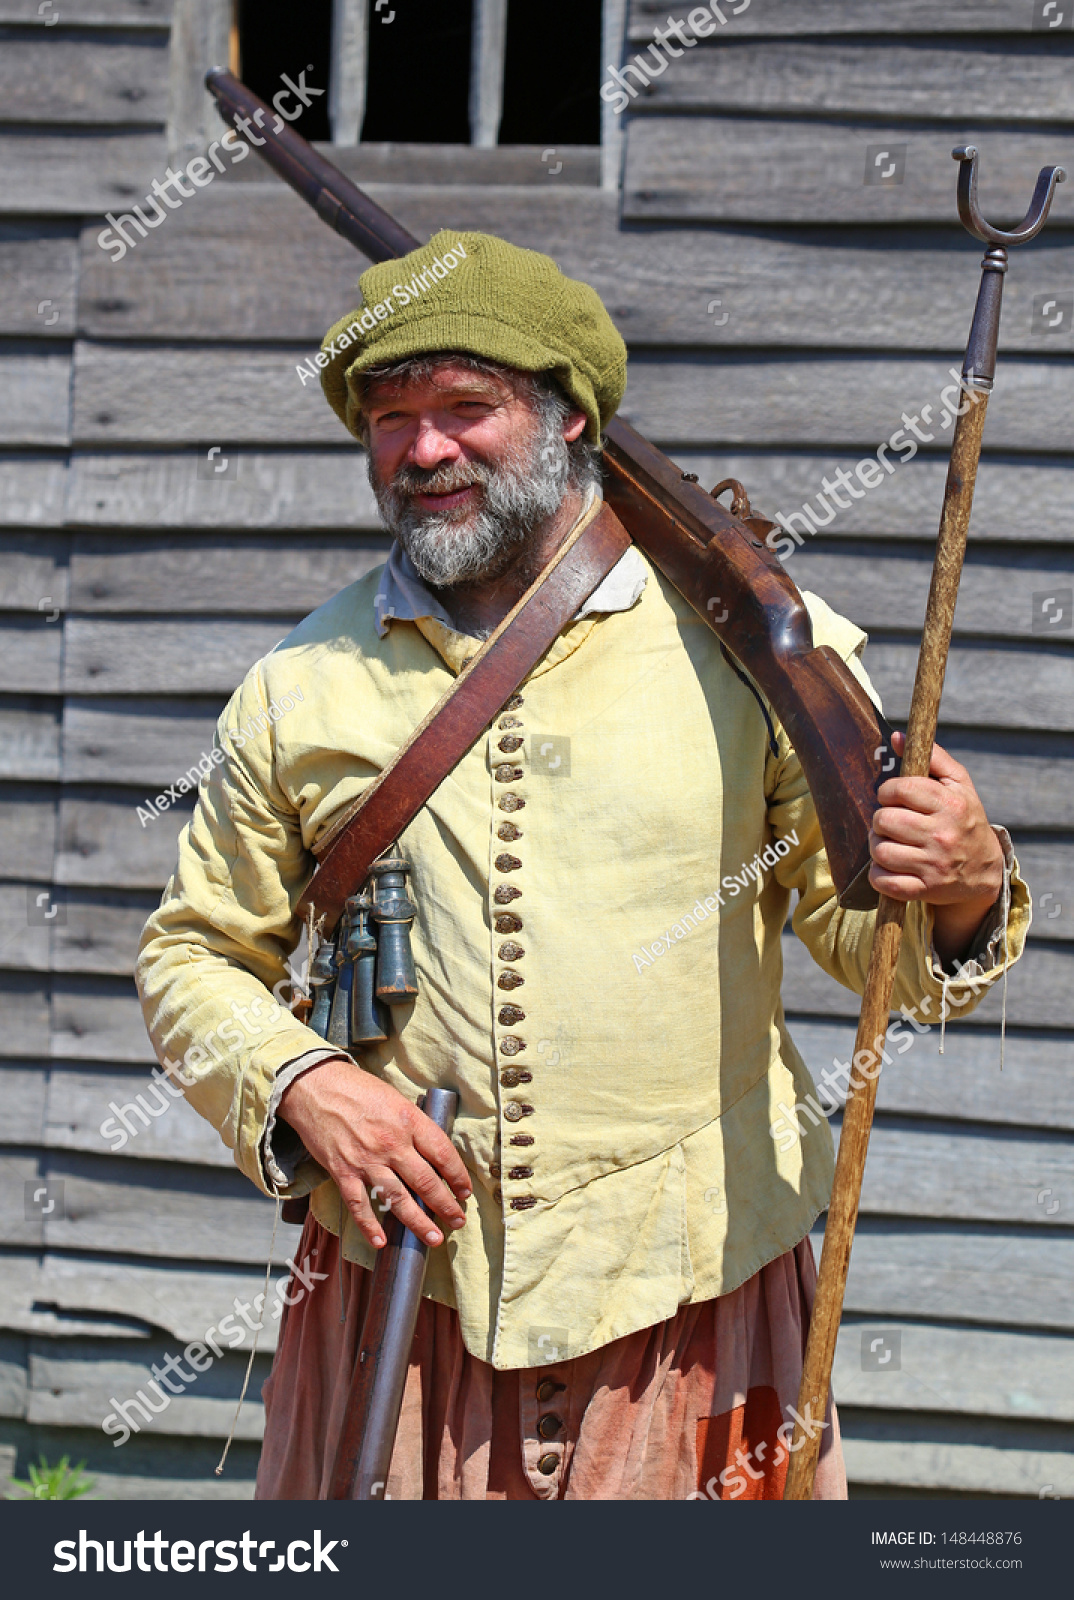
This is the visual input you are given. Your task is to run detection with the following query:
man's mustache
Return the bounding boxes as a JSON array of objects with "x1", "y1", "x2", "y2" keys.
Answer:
[{"x1": 388, "y1": 459, "x2": 493, "y2": 498}]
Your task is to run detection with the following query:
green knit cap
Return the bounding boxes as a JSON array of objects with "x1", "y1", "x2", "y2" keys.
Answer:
[{"x1": 319, "y1": 230, "x2": 627, "y2": 443}]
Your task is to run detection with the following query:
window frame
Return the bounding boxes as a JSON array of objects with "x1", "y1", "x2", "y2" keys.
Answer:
[{"x1": 167, "y1": 0, "x2": 623, "y2": 185}]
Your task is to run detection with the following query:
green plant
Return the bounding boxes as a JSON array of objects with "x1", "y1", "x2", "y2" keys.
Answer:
[{"x1": 7, "y1": 1454, "x2": 96, "y2": 1501}]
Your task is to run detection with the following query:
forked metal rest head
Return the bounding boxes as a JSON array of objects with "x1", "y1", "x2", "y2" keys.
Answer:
[
  {"x1": 950, "y1": 146, "x2": 1066, "y2": 388},
  {"x1": 953, "y1": 145, "x2": 1065, "y2": 247}
]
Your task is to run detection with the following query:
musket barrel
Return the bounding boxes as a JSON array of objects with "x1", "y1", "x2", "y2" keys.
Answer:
[
  {"x1": 204, "y1": 68, "x2": 419, "y2": 261},
  {"x1": 328, "y1": 1087, "x2": 459, "y2": 1500}
]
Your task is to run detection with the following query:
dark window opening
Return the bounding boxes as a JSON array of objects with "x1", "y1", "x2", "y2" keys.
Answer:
[
  {"x1": 499, "y1": 0, "x2": 602, "y2": 145},
  {"x1": 362, "y1": 0, "x2": 474, "y2": 143},
  {"x1": 235, "y1": 0, "x2": 334, "y2": 143}
]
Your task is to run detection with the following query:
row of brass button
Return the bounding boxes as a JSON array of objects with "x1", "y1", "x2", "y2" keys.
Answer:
[
  {"x1": 535, "y1": 1378, "x2": 565, "y2": 1476},
  {"x1": 495, "y1": 694, "x2": 536, "y2": 1213}
]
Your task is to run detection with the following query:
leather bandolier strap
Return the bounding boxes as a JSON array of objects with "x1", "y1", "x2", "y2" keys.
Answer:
[{"x1": 296, "y1": 501, "x2": 633, "y2": 933}]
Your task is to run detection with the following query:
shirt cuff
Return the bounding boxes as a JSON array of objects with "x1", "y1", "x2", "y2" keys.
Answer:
[
  {"x1": 928, "y1": 825, "x2": 1014, "y2": 981},
  {"x1": 261, "y1": 1048, "x2": 353, "y2": 1192}
]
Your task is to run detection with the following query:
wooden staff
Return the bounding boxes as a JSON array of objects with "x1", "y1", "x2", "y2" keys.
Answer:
[{"x1": 783, "y1": 147, "x2": 1065, "y2": 1501}]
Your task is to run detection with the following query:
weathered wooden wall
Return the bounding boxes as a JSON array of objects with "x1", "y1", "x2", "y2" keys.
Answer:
[{"x1": 0, "y1": 0, "x2": 1071, "y2": 1499}]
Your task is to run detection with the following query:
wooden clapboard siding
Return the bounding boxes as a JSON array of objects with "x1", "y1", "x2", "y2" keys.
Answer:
[
  {"x1": 52, "y1": 619, "x2": 1073, "y2": 726},
  {"x1": 939, "y1": 733, "x2": 1074, "y2": 831},
  {"x1": 850, "y1": 1119, "x2": 1074, "y2": 1231},
  {"x1": 864, "y1": 639, "x2": 1074, "y2": 731},
  {"x1": 619, "y1": 352, "x2": 1074, "y2": 452},
  {"x1": 0, "y1": 788, "x2": 57, "y2": 881},
  {"x1": 670, "y1": 453, "x2": 1074, "y2": 543},
  {"x1": 221, "y1": 144, "x2": 602, "y2": 190},
  {"x1": 0, "y1": 224, "x2": 79, "y2": 338},
  {"x1": 0, "y1": 348, "x2": 71, "y2": 446},
  {"x1": 55, "y1": 789, "x2": 191, "y2": 887},
  {"x1": 792, "y1": 542, "x2": 1074, "y2": 645},
  {"x1": 826, "y1": 1219, "x2": 1074, "y2": 1334},
  {"x1": 68, "y1": 533, "x2": 388, "y2": 612},
  {"x1": 0, "y1": 884, "x2": 51, "y2": 971},
  {"x1": 792, "y1": 1020, "x2": 1074, "y2": 1130},
  {"x1": 49, "y1": 888, "x2": 160, "y2": 975},
  {"x1": 1, "y1": 1250, "x2": 283, "y2": 1350},
  {"x1": 782, "y1": 935, "x2": 1074, "y2": 1030},
  {"x1": 70, "y1": 343, "x2": 1074, "y2": 450},
  {"x1": 0, "y1": 617, "x2": 63, "y2": 693},
  {"x1": 74, "y1": 188, "x2": 1074, "y2": 354},
  {"x1": 625, "y1": 38, "x2": 1074, "y2": 121},
  {"x1": 0, "y1": 1149, "x2": 304, "y2": 1262},
  {"x1": 72, "y1": 340, "x2": 342, "y2": 445},
  {"x1": 0, "y1": 0, "x2": 1070, "y2": 1503},
  {"x1": 0, "y1": 1440, "x2": 257, "y2": 1497},
  {"x1": 0, "y1": 535, "x2": 69, "y2": 613},
  {"x1": 22, "y1": 1337, "x2": 268, "y2": 1440},
  {"x1": 623, "y1": 119, "x2": 1074, "y2": 225},
  {"x1": 61, "y1": 697, "x2": 224, "y2": 787},
  {"x1": 0, "y1": 0, "x2": 172, "y2": 23},
  {"x1": 0, "y1": 28, "x2": 170, "y2": 125},
  {"x1": 50, "y1": 974, "x2": 159, "y2": 1062},
  {"x1": 62, "y1": 616, "x2": 301, "y2": 695},
  {"x1": 840, "y1": 1416, "x2": 1074, "y2": 1498},
  {"x1": 0, "y1": 698, "x2": 62, "y2": 782},
  {"x1": 629, "y1": 0, "x2": 1049, "y2": 35},
  {"x1": 0, "y1": 972, "x2": 50, "y2": 1056},
  {"x1": 0, "y1": 457, "x2": 68, "y2": 526},
  {"x1": 0, "y1": 131, "x2": 170, "y2": 214},
  {"x1": 21, "y1": 1339, "x2": 269, "y2": 1439},
  {"x1": 0, "y1": 1428, "x2": 259, "y2": 1497},
  {"x1": 833, "y1": 1320, "x2": 1074, "y2": 1424},
  {"x1": 30, "y1": 762, "x2": 1074, "y2": 889},
  {"x1": 50, "y1": 532, "x2": 1074, "y2": 642},
  {"x1": 43, "y1": 1062, "x2": 232, "y2": 1165},
  {"x1": 41, "y1": 786, "x2": 1072, "y2": 891},
  {"x1": 65, "y1": 449, "x2": 382, "y2": 529},
  {"x1": 0, "y1": 1065, "x2": 47, "y2": 1145}
]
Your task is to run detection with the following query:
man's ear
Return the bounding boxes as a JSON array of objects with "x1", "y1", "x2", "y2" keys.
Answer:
[{"x1": 563, "y1": 410, "x2": 588, "y2": 443}]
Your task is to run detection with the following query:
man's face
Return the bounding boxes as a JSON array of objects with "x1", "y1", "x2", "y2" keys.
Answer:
[{"x1": 363, "y1": 362, "x2": 588, "y2": 587}]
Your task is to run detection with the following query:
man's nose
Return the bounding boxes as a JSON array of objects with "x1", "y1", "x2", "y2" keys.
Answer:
[{"x1": 410, "y1": 423, "x2": 459, "y2": 469}]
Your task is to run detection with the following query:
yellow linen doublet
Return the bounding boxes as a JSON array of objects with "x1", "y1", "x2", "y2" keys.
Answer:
[{"x1": 136, "y1": 547, "x2": 1029, "y2": 1369}]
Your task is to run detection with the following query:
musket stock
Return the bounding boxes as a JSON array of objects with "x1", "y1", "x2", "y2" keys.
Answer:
[
  {"x1": 601, "y1": 419, "x2": 892, "y2": 908},
  {"x1": 204, "y1": 68, "x2": 890, "y2": 908}
]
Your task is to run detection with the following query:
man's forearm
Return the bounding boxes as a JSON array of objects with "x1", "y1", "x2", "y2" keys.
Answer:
[{"x1": 931, "y1": 887, "x2": 1003, "y2": 967}]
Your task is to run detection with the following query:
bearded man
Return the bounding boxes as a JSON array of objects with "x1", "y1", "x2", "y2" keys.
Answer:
[{"x1": 137, "y1": 231, "x2": 1029, "y2": 1501}]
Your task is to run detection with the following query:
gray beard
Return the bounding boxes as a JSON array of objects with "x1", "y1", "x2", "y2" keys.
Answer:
[{"x1": 368, "y1": 409, "x2": 571, "y2": 587}]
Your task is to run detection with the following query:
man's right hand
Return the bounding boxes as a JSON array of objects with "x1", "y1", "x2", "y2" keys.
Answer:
[{"x1": 279, "y1": 1058, "x2": 472, "y2": 1250}]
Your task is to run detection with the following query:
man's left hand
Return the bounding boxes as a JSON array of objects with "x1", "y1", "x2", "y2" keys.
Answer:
[{"x1": 868, "y1": 731, "x2": 1005, "y2": 966}]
